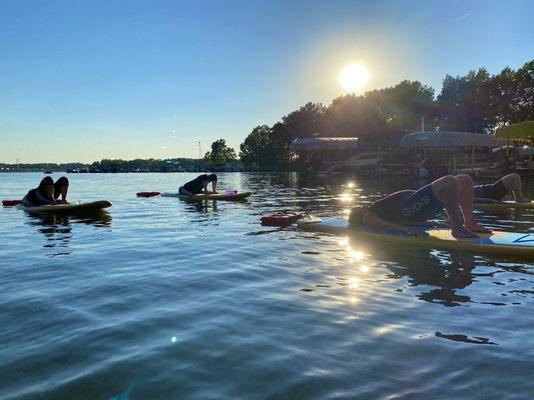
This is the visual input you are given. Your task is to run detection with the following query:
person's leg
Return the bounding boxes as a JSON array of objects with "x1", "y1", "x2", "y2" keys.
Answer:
[
  {"x1": 455, "y1": 174, "x2": 491, "y2": 233},
  {"x1": 430, "y1": 175, "x2": 478, "y2": 238},
  {"x1": 54, "y1": 176, "x2": 69, "y2": 203},
  {"x1": 501, "y1": 173, "x2": 529, "y2": 202}
]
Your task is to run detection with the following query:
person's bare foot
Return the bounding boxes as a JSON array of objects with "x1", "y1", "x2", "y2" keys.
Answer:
[{"x1": 451, "y1": 226, "x2": 479, "y2": 239}]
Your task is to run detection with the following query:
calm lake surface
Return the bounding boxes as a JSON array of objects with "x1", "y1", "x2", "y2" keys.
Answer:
[{"x1": 2, "y1": 172, "x2": 534, "y2": 400}]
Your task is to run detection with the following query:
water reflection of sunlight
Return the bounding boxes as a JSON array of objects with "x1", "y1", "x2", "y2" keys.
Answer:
[
  {"x1": 374, "y1": 324, "x2": 406, "y2": 335},
  {"x1": 350, "y1": 250, "x2": 364, "y2": 262},
  {"x1": 340, "y1": 193, "x2": 353, "y2": 203},
  {"x1": 349, "y1": 277, "x2": 359, "y2": 289},
  {"x1": 347, "y1": 182, "x2": 355, "y2": 188}
]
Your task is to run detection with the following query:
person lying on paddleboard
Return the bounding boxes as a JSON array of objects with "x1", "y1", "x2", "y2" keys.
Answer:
[
  {"x1": 22, "y1": 176, "x2": 69, "y2": 207},
  {"x1": 474, "y1": 173, "x2": 530, "y2": 203},
  {"x1": 178, "y1": 174, "x2": 218, "y2": 195},
  {"x1": 349, "y1": 174, "x2": 491, "y2": 239}
]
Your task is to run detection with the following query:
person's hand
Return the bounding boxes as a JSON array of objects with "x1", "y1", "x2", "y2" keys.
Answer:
[{"x1": 58, "y1": 199, "x2": 69, "y2": 204}]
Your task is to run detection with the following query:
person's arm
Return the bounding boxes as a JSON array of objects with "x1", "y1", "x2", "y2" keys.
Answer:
[
  {"x1": 202, "y1": 181, "x2": 210, "y2": 194},
  {"x1": 361, "y1": 212, "x2": 428, "y2": 237}
]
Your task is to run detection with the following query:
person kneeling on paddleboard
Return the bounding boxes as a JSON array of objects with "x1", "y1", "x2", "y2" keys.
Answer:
[
  {"x1": 178, "y1": 174, "x2": 218, "y2": 195},
  {"x1": 474, "y1": 173, "x2": 530, "y2": 204},
  {"x1": 22, "y1": 176, "x2": 69, "y2": 207},
  {"x1": 349, "y1": 174, "x2": 491, "y2": 239}
]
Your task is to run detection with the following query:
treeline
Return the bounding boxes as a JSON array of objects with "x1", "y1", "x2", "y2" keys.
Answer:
[
  {"x1": 0, "y1": 162, "x2": 88, "y2": 172},
  {"x1": 90, "y1": 158, "x2": 204, "y2": 172},
  {"x1": 0, "y1": 158, "x2": 205, "y2": 173},
  {"x1": 237, "y1": 60, "x2": 534, "y2": 170}
]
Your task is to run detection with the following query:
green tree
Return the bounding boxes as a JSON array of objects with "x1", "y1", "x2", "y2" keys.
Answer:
[
  {"x1": 239, "y1": 125, "x2": 272, "y2": 169},
  {"x1": 513, "y1": 60, "x2": 534, "y2": 122},
  {"x1": 437, "y1": 68, "x2": 499, "y2": 132},
  {"x1": 269, "y1": 102, "x2": 327, "y2": 168},
  {"x1": 204, "y1": 139, "x2": 237, "y2": 166}
]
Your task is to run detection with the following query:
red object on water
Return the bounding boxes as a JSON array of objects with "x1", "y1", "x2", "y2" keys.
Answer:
[
  {"x1": 2, "y1": 199, "x2": 23, "y2": 207},
  {"x1": 260, "y1": 212, "x2": 303, "y2": 226},
  {"x1": 136, "y1": 192, "x2": 161, "y2": 197}
]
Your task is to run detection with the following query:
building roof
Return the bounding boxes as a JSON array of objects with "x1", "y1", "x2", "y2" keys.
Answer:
[
  {"x1": 495, "y1": 121, "x2": 534, "y2": 142},
  {"x1": 400, "y1": 131, "x2": 501, "y2": 148},
  {"x1": 290, "y1": 137, "x2": 359, "y2": 151}
]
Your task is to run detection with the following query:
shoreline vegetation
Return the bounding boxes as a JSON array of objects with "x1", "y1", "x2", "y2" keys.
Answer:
[{"x1": 2, "y1": 60, "x2": 533, "y2": 174}]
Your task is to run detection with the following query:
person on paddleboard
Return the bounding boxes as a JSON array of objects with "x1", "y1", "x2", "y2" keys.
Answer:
[
  {"x1": 349, "y1": 174, "x2": 491, "y2": 239},
  {"x1": 474, "y1": 173, "x2": 530, "y2": 203},
  {"x1": 179, "y1": 174, "x2": 218, "y2": 195},
  {"x1": 22, "y1": 176, "x2": 69, "y2": 207}
]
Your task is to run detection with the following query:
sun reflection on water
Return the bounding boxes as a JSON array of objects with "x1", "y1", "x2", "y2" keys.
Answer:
[{"x1": 340, "y1": 193, "x2": 353, "y2": 203}]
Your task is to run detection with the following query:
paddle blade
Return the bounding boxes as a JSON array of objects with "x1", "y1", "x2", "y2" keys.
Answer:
[
  {"x1": 3, "y1": 199, "x2": 23, "y2": 207},
  {"x1": 136, "y1": 192, "x2": 161, "y2": 197}
]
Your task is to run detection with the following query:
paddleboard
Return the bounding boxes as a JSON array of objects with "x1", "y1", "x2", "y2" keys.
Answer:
[
  {"x1": 297, "y1": 215, "x2": 534, "y2": 259},
  {"x1": 18, "y1": 200, "x2": 112, "y2": 214},
  {"x1": 475, "y1": 200, "x2": 534, "y2": 210},
  {"x1": 161, "y1": 192, "x2": 252, "y2": 201}
]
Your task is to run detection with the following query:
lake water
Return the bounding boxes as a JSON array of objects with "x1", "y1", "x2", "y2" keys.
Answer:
[{"x1": 1, "y1": 172, "x2": 534, "y2": 400}]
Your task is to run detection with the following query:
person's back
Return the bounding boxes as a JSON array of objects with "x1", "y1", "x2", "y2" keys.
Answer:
[
  {"x1": 182, "y1": 174, "x2": 209, "y2": 195},
  {"x1": 23, "y1": 176, "x2": 69, "y2": 207},
  {"x1": 179, "y1": 174, "x2": 218, "y2": 195}
]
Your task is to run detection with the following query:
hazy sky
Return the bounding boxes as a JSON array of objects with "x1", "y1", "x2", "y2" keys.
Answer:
[{"x1": 1, "y1": 0, "x2": 533, "y2": 163}]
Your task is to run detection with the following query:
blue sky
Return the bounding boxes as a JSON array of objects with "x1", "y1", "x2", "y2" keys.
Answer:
[{"x1": 1, "y1": 0, "x2": 533, "y2": 163}]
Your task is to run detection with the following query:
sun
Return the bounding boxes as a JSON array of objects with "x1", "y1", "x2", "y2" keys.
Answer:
[{"x1": 339, "y1": 63, "x2": 370, "y2": 93}]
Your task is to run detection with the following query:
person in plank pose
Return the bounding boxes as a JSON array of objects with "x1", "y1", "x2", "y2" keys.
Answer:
[
  {"x1": 349, "y1": 174, "x2": 491, "y2": 239},
  {"x1": 23, "y1": 176, "x2": 69, "y2": 207},
  {"x1": 473, "y1": 173, "x2": 530, "y2": 203},
  {"x1": 179, "y1": 174, "x2": 218, "y2": 195}
]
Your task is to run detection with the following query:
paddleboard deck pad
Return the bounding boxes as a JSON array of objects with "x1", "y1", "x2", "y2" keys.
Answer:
[
  {"x1": 297, "y1": 215, "x2": 534, "y2": 259},
  {"x1": 161, "y1": 192, "x2": 252, "y2": 201},
  {"x1": 475, "y1": 200, "x2": 534, "y2": 210},
  {"x1": 18, "y1": 200, "x2": 112, "y2": 214}
]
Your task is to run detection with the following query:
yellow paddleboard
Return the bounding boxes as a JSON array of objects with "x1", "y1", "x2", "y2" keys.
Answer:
[
  {"x1": 18, "y1": 200, "x2": 112, "y2": 214},
  {"x1": 298, "y1": 215, "x2": 534, "y2": 259},
  {"x1": 161, "y1": 192, "x2": 252, "y2": 201}
]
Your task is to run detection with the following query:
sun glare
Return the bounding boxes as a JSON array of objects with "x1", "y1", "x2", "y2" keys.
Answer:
[{"x1": 339, "y1": 63, "x2": 370, "y2": 93}]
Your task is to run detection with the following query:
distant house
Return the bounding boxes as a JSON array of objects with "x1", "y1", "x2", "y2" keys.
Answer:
[
  {"x1": 400, "y1": 131, "x2": 504, "y2": 178},
  {"x1": 290, "y1": 137, "x2": 359, "y2": 172}
]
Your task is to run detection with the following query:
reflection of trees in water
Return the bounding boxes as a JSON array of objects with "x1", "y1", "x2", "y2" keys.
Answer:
[
  {"x1": 25, "y1": 211, "x2": 112, "y2": 255},
  {"x1": 351, "y1": 239, "x2": 477, "y2": 307},
  {"x1": 361, "y1": 241, "x2": 534, "y2": 307}
]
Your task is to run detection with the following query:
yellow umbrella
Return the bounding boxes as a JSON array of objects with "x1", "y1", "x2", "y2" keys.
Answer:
[{"x1": 495, "y1": 121, "x2": 534, "y2": 142}]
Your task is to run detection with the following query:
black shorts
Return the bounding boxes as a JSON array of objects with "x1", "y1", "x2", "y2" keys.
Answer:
[
  {"x1": 473, "y1": 180, "x2": 507, "y2": 201},
  {"x1": 399, "y1": 184, "x2": 444, "y2": 222},
  {"x1": 369, "y1": 183, "x2": 444, "y2": 224}
]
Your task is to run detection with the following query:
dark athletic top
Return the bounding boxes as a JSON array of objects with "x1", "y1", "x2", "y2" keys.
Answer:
[{"x1": 182, "y1": 175, "x2": 210, "y2": 195}]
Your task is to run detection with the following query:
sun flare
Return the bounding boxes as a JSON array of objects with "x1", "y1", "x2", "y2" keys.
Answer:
[{"x1": 339, "y1": 63, "x2": 370, "y2": 92}]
